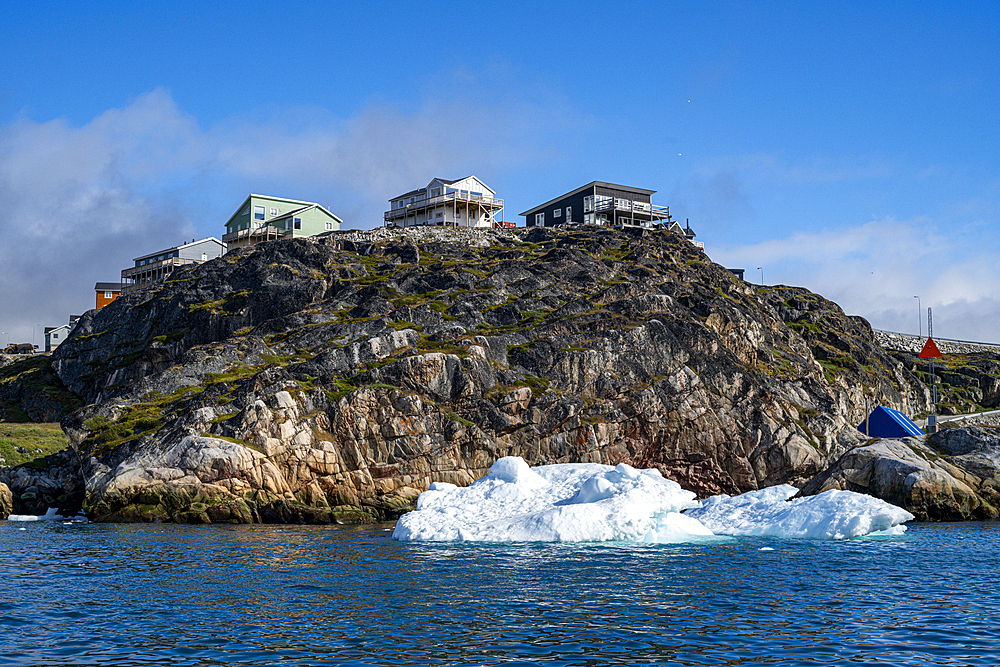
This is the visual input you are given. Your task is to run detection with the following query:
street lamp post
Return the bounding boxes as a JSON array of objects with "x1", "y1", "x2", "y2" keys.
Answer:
[
  {"x1": 914, "y1": 296, "x2": 921, "y2": 338},
  {"x1": 756, "y1": 267, "x2": 763, "y2": 285}
]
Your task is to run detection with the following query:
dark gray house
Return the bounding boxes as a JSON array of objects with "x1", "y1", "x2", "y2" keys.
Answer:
[{"x1": 519, "y1": 181, "x2": 677, "y2": 229}]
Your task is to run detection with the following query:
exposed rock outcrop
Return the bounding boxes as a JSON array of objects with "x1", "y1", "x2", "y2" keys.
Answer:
[
  {"x1": 799, "y1": 426, "x2": 1000, "y2": 521},
  {"x1": 0, "y1": 482, "x2": 12, "y2": 519},
  {"x1": 0, "y1": 447, "x2": 85, "y2": 517},
  {"x1": 0, "y1": 355, "x2": 82, "y2": 423},
  {"x1": 37, "y1": 225, "x2": 933, "y2": 522}
]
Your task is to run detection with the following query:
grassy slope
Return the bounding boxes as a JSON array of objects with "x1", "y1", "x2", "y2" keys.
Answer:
[{"x1": 0, "y1": 423, "x2": 71, "y2": 467}]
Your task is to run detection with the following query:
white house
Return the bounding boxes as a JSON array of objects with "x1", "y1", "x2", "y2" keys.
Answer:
[
  {"x1": 44, "y1": 322, "x2": 74, "y2": 353},
  {"x1": 384, "y1": 176, "x2": 507, "y2": 229}
]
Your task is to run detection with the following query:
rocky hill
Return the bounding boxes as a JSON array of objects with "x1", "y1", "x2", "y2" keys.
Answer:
[{"x1": 5, "y1": 225, "x2": 936, "y2": 522}]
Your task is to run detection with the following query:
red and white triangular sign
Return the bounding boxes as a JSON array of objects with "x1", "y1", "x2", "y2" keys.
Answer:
[{"x1": 918, "y1": 337, "x2": 942, "y2": 358}]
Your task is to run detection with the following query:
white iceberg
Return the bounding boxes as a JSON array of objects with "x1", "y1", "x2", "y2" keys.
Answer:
[
  {"x1": 393, "y1": 457, "x2": 914, "y2": 543},
  {"x1": 683, "y1": 484, "x2": 915, "y2": 540},
  {"x1": 393, "y1": 457, "x2": 707, "y2": 543}
]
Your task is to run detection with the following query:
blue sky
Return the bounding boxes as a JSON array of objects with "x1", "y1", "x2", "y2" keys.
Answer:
[{"x1": 1, "y1": 0, "x2": 997, "y2": 346}]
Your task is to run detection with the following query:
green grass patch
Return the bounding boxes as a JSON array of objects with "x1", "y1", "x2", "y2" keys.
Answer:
[
  {"x1": 151, "y1": 329, "x2": 189, "y2": 345},
  {"x1": 444, "y1": 411, "x2": 475, "y2": 428},
  {"x1": 0, "y1": 423, "x2": 70, "y2": 467},
  {"x1": 187, "y1": 298, "x2": 226, "y2": 313}
]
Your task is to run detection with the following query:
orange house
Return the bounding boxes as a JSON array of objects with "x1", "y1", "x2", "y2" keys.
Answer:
[{"x1": 95, "y1": 282, "x2": 123, "y2": 309}]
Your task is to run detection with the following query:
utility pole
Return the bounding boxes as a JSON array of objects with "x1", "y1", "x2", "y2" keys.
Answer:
[
  {"x1": 914, "y1": 296, "x2": 921, "y2": 337},
  {"x1": 928, "y1": 308, "x2": 937, "y2": 433}
]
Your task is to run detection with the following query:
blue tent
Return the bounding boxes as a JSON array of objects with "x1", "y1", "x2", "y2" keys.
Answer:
[{"x1": 857, "y1": 405, "x2": 924, "y2": 438}]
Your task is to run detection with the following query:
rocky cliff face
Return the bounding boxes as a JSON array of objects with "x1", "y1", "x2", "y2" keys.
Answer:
[
  {"x1": 0, "y1": 355, "x2": 81, "y2": 423},
  {"x1": 43, "y1": 225, "x2": 930, "y2": 523},
  {"x1": 800, "y1": 425, "x2": 1000, "y2": 521}
]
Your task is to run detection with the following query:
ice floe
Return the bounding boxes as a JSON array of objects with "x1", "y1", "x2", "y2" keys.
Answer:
[
  {"x1": 685, "y1": 484, "x2": 914, "y2": 540},
  {"x1": 394, "y1": 457, "x2": 705, "y2": 543},
  {"x1": 393, "y1": 457, "x2": 914, "y2": 543},
  {"x1": 6, "y1": 507, "x2": 87, "y2": 523}
]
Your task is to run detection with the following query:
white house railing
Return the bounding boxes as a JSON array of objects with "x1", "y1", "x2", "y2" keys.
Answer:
[{"x1": 385, "y1": 192, "x2": 504, "y2": 221}]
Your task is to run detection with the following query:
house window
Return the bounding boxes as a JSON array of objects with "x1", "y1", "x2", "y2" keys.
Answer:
[
  {"x1": 325, "y1": 221, "x2": 333, "y2": 231},
  {"x1": 584, "y1": 212, "x2": 595, "y2": 224},
  {"x1": 583, "y1": 195, "x2": 594, "y2": 212},
  {"x1": 293, "y1": 218, "x2": 302, "y2": 230},
  {"x1": 270, "y1": 207, "x2": 278, "y2": 216},
  {"x1": 566, "y1": 206, "x2": 572, "y2": 221},
  {"x1": 254, "y1": 206, "x2": 265, "y2": 220},
  {"x1": 241, "y1": 205, "x2": 250, "y2": 215},
  {"x1": 553, "y1": 208, "x2": 562, "y2": 218},
  {"x1": 535, "y1": 213, "x2": 545, "y2": 227},
  {"x1": 104, "y1": 291, "x2": 113, "y2": 298}
]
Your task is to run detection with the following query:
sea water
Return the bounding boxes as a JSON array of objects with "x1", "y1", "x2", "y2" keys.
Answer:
[{"x1": 2, "y1": 520, "x2": 998, "y2": 666}]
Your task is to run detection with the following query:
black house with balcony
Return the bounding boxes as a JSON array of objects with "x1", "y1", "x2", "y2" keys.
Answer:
[{"x1": 520, "y1": 181, "x2": 677, "y2": 229}]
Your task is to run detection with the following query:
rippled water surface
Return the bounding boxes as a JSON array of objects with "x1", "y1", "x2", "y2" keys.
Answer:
[{"x1": 2, "y1": 520, "x2": 999, "y2": 665}]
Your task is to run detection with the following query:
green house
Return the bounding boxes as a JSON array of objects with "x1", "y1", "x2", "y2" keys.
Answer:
[{"x1": 222, "y1": 194, "x2": 343, "y2": 252}]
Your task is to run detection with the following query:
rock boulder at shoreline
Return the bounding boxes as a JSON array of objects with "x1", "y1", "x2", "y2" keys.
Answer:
[{"x1": 799, "y1": 426, "x2": 1000, "y2": 521}]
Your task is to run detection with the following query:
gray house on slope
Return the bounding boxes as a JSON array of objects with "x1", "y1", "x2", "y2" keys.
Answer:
[{"x1": 121, "y1": 237, "x2": 226, "y2": 294}]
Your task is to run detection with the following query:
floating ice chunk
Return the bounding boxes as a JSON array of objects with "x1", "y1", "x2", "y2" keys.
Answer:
[
  {"x1": 6, "y1": 507, "x2": 85, "y2": 523},
  {"x1": 394, "y1": 457, "x2": 702, "y2": 542},
  {"x1": 685, "y1": 486, "x2": 914, "y2": 540},
  {"x1": 394, "y1": 459, "x2": 913, "y2": 543},
  {"x1": 8, "y1": 508, "x2": 60, "y2": 522},
  {"x1": 640, "y1": 511, "x2": 716, "y2": 543}
]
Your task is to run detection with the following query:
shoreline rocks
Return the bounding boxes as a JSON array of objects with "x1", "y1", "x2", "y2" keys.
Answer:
[{"x1": 799, "y1": 425, "x2": 1000, "y2": 521}]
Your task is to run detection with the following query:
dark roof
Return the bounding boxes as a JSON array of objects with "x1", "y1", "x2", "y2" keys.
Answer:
[
  {"x1": 389, "y1": 177, "x2": 479, "y2": 203},
  {"x1": 519, "y1": 181, "x2": 658, "y2": 216},
  {"x1": 391, "y1": 186, "x2": 426, "y2": 201},
  {"x1": 132, "y1": 237, "x2": 225, "y2": 263},
  {"x1": 95, "y1": 282, "x2": 124, "y2": 291}
]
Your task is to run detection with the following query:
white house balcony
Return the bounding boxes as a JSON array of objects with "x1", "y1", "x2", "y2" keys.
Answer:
[{"x1": 384, "y1": 192, "x2": 504, "y2": 222}]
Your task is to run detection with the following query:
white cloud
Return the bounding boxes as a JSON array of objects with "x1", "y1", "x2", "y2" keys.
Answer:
[
  {"x1": 0, "y1": 84, "x2": 578, "y2": 343},
  {"x1": 709, "y1": 216, "x2": 1000, "y2": 342}
]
